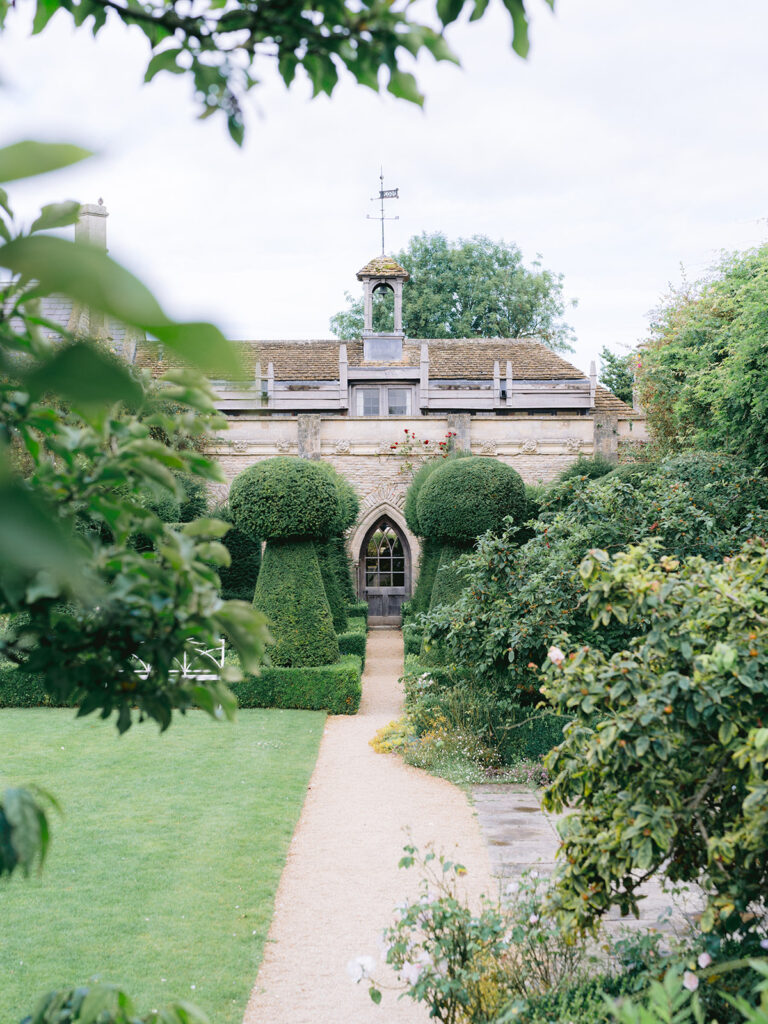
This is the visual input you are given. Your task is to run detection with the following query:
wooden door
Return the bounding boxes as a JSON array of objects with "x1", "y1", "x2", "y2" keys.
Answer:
[{"x1": 360, "y1": 517, "x2": 410, "y2": 625}]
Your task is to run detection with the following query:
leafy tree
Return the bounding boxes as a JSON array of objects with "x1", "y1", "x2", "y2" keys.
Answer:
[
  {"x1": 598, "y1": 344, "x2": 635, "y2": 405},
  {"x1": 637, "y1": 244, "x2": 768, "y2": 468},
  {"x1": 543, "y1": 540, "x2": 768, "y2": 938},
  {"x1": 330, "y1": 232, "x2": 575, "y2": 351},
  {"x1": 4, "y1": 0, "x2": 555, "y2": 142},
  {"x1": 0, "y1": 143, "x2": 270, "y2": 876}
]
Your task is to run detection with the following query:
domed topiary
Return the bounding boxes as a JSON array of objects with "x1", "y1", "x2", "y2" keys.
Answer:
[
  {"x1": 253, "y1": 539, "x2": 339, "y2": 666},
  {"x1": 411, "y1": 538, "x2": 442, "y2": 614},
  {"x1": 214, "y1": 503, "x2": 262, "y2": 602},
  {"x1": 229, "y1": 458, "x2": 343, "y2": 666},
  {"x1": 229, "y1": 457, "x2": 340, "y2": 540},
  {"x1": 417, "y1": 457, "x2": 526, "y2": 544},
  {"x1": 429, "y1": 545, "x2": 471, "y2": 610}
]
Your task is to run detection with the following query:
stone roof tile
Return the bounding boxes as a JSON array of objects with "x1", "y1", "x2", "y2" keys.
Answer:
[{"x1": 356, "y1": 256, "x2": 409, "y2": 280}]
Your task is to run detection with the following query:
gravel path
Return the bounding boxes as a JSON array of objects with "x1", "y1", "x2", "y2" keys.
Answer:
[{"x1": 243, "y1": 630, "x2": 493, "y2": 1024}]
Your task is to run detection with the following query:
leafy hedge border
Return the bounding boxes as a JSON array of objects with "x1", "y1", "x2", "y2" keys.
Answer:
[{"x1": 231, "y1": 654, "x2": 362, "y2": 715}]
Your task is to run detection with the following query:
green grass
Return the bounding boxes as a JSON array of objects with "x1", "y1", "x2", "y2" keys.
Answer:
[{"x1": 0, "y1": 707, "x2": 324, "y2": 1024}]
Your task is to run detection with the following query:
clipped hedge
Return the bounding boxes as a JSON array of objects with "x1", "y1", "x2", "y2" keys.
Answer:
[
  {"x1": 417, "y1": 457, "x2": 526, "y2": 543},
  {"x1": 231, "y1": 654, "x2": 362, "y2": 714},
  {"x1": 254, "y1": 538, "x2": 339, "y2": 667},
  {"x1": 338, "y1": 615, "x2": 367, "y2": 665},
  {"x1": 215, "y1": 503, "x2": 262, "y2": 602},
  {"x1": 230, "y1": 456, "x2": 340, "y2": 540},
  {"x1": 347, "y1": 601, "x2": 368, "y2": 622},
  {"x1": 0, "y1": 662, "x2": 76, "y2": 708},
  {"x1": 329, "y1": 535, "x2": 357, "y2": 604}
]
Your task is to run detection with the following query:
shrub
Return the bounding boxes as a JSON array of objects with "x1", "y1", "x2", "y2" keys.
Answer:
[
  {"x1": 403, "y1": 622, "x2": 422, "y2": 656},
  {"x1": 20, "y1": 983, "x2": 208, "y2": 1024},
  {"x1": 229, "y1": 456, "x2": 340, "y2": 540},
  {"x1": 417, "y1": 457, "x2": 526, "y2": 543},
  {"x1": 543, "y1": 540, "x2": 768, "y2": 937},
  {"x1": 403, "y1": 457, "x2": 444, "y2": 536},
  {"x1": 410, "y1": 538, "x2": 442, "y2": 614},
  {"x1": 556, "y1": 452, "x2": 615, "y2": 483},
  {"x1": 428, "y1": 544, "x2": 471, "y2": 610},
  {"x1": 337, "y1": 617, "x2": 367, "y2": 666},
  {"x1": 347, "y1": 601, "x2": 368, "y2": 622},
  {"x1": 177, "y1": 474, "x2": 209, "y2": 522},
  {"x1": 253, "y1": 539, "x2": 339, "y2": 666},
  {"x1": 316, "y1": 538, "x2": 347, "y2": 632},
  {"x1": 0, "y1": 661, "x2": 76, "y2": 707},
  {"x1": 330, "y1": 535, "x2": 357, "y2": 604},
  {"x1": 232, "y1": 654, "x2": 362, "y2": 714},
  {"x1": 214, "y1": 502, "x2": 262, "y2": 602}
]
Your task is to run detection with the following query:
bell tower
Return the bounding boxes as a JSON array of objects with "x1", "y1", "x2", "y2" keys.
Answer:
[{"x1": 356, "y1": 256, "x2": 409, "y2": 359}]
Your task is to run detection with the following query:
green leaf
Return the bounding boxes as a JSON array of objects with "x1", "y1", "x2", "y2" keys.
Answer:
[
  {"x1": 387, "y1": 70, "x2": 424, "y2": 106},
  {"x1": 369, "y1": 986, "x2": 382, "y2": 1005},
  {"x1": 32, "y1": 0, "x2": 61, "y2": 34},
  {"x1": 3, "y1": 787, "x2": 43, "y2": 871},
  {"x1": 24, "y1": 341, "x2": 143, "y2": 406},
  {"x1": 502, "y1": 0, "x2": 530, "y2": 57},
  {"x1": 436, "y1": 0, "x2": 465, "y2": 27},
  {"x1": 469, "y1": 0, "x2": 490, "y2": 21},
  {"x1": 30, "y1": 200, "x2": 81, "y2": 232},
  {"x1": 0, "y1": 141, "x2": 92, "y2": 184},
  {"x1": 181, "y1": 517, "x2": 232, "y2": 539},
  {"x1": 145, "y1": 47, "x2": 184, "y2": 82},
  {"x1": 152, "y1": 321, "x2": 241, "y2": 377}
]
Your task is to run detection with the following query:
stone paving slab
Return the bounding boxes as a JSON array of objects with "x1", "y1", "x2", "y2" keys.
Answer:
[{"x1": 471, "y1": 783, "x2": 703, "y2": 937}]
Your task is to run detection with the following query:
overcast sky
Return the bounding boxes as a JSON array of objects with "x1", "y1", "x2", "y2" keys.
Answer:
[{"x1": 2, "y1": 0, "x2": 767, "y2": 375}]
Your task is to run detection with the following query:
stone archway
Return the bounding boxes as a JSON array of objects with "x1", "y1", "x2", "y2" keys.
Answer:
[{"x1": 351, "y1": 505, "x2": 414, "y2": 626}]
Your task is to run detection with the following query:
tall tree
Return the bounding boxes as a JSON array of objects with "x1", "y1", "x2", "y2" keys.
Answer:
[
  {"x1": 330, "y1": 232, "x2": 575, "y2": 351},
  {"x1": 637, "y1": 244, "x2": 768, "y2": 468},
  {"x1": 598, "y1": 344, "x2": 635, "y2": 405},
  {"x1": 4, "y1": 0, "x2": 555, "y2": 142}
]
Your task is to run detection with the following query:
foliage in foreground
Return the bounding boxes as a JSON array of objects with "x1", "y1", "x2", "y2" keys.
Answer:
[
  {"x1": 637, "y1": 243, "x2": 768, "y2": 468},
  {"x1": 4, "y1": 0, "x2": 554, "y2": 142},
  {"x1": 543, "y1": 540, "x2": 768, "y2": 937},
  {"x1": 331, "y1": 232, "x2": 574, "y2": 350},
  {"x1": 20, "y1": 984, "x2": 208, "y2": 1024}
]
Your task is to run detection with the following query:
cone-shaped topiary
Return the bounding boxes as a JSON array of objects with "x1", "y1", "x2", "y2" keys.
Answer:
[
  {"x1": 329, "y1": 534, "x2": 356, "y2": 604},
  {"x1": 429, "y1": 544, "x2": 471, "y2": 610},
  {"x1": 253, "y1": 539, "x2": 339, "y2": 666},
  {"x1": 214, "y1": 503, "x2": 262, "y2": 602},
  {"x1": 316, "y1": 538, "x2": 347, "y2": 632},
  {"x1": 417, "y1": 457, "x2": 526, "y2": 544},
  {"x1": 411, "y1": 538, "x2": 442, "y2": 614},
  {"x1": 230, "y1": 457, "x2": 340, "y2": 540}
]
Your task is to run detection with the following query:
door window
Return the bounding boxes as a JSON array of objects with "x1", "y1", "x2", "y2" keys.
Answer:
[{"x1": 365, "y1": 524, "x2": 405, "y2": 588}]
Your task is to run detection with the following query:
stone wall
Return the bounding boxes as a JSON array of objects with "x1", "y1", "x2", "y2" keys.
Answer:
[{"x1": 208, "y1": 411, "x2": 647, "y2": 591}]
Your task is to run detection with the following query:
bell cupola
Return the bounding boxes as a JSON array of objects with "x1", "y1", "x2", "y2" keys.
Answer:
[{"x1": 356, "y1": 255, "x2": 409, "y2": 360}]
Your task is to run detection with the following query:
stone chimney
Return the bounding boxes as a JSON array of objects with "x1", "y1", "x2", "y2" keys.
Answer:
[{"x1": 75, "y1": 199, "x2": 108, "y2": 251}]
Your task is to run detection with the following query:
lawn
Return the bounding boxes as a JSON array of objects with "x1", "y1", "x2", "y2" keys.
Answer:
[{"x1": 0, "y1": 707, "x2": 324, "y2": 1023}]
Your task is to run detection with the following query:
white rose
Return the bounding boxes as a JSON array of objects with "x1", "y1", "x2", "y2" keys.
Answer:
[{"x1": 548, "y1": 645, "x2": 566, "y2": 666}]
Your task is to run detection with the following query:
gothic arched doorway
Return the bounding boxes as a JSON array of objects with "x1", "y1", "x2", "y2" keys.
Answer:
[{"x1": 359, "y1": 516, "x2": 411, "y2": 625}]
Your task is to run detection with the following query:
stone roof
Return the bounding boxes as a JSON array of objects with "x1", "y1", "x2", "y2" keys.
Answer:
[
  {"x1": 356, "y1": 256, "x2": 409, "y2": 280},
  {"x1": 131, "y1": 336, "x2": 641, "y2": 417}
]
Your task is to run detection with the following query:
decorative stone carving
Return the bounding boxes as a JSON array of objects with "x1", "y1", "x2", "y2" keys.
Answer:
[
  {"x1": 333, "y1": 439, "x2": 351, "y2": 454},
  {"x1": 362, "y1": 482, "x2": 406, "y2": 510},
  {"x1": 276, "y1": 438, "x2": 293, "y2": 453},
  {"x1": 521, "y1": 440, "x2": 539, "y2": 454},
  {"x1": 565, "y1": 436, "x2": 583, "y2": 453},
  {"x1": 230, "y1": 440, "x2": 249, "y2": 453},
  {"x1": 377, "y1": 442, "x2": 395, "y2": 455},
  {"x1": 479, "y1": 440, "x2": 497, "y2": 456}
]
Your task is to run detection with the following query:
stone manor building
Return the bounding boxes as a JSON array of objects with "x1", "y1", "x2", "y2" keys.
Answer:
[{"x1": 49, "y1": 205, "x2": 647, "y2": 620}]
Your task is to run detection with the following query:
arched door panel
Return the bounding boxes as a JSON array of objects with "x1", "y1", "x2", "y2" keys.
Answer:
[{"x1": 359, "y1": 516, "x2": 411, "y2": 625}]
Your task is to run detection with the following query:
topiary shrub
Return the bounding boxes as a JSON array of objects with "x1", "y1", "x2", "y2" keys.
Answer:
[
  {"x1": 417, "y1": 457, "x2": 526, "y2": 545},
  {"x1": 556, "y1": 452, "x2": 615, "y2": 484},
  {"x1": 316, "y1": 538, "x2": 347, "y2": 632},
  {"x1": 232, "y1": 654, "x2": 362, "y2": 714},
  {"x1": 347, "y1": 601, "x2": 368, "y2": 622},
  {"x1": 331, "y1": 535, "x2": 357, "y2": 604},
  {"x1": 411, "y1": 538, "x2": 443, "y2": 613},
  {"x1": 429, "y1": 545, "x2": 471, "y2": 610},
  {"x1": 230, "y1": 458, "x2": 343, "y2": 666},
  {"x1": 253, "y1": 538, "x2": 339, "y2": 667},
  {"x1": 229, "y1": 456, "x2": 340, "y2": 540},
  {"x1": 214, "y1": 503, "x2": 262, "y2": 602}
]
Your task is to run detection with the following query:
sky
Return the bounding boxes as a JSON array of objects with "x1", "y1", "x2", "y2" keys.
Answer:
[{"x1": 1, "y1": 0, "x2": 767, "y2": 375}]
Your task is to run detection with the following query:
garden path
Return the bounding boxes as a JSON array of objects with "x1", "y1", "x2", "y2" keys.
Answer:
[{"x1": 243, "y1": 629, "x2": 494, "y2": 1024}]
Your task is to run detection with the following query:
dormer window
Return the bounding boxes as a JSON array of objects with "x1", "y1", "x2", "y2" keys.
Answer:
[{"x1": 354, "y1": 385, "x2": 413, "y2": 417}]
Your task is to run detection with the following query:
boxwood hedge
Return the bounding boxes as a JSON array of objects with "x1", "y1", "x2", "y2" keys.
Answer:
[
  {"x1": 231, "y1": 654, "x2": 362, "y2": 714},
  {"x1": 230, "y1": 457, "x2": 340, "y2": 540},
  {"x1": 417, "y1": 457, "x2": 526, "y2": 543}
]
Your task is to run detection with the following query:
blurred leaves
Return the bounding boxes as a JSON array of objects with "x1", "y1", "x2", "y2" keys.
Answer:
[{"x1": 9, "y1": 0, "x2": 555, "y2": 142}]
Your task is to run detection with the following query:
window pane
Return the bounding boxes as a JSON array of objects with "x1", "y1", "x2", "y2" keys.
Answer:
[
  {"x1": 356, "y1": 389, "x2": 380, "y2": 416},
  {"x1": 387, "y1": 388, "x2": 410, "y2": 416},
  {"x1": 378, "y1": 572, "x2": 392, "y2": 587},
  {"x1": 393, "y1": 571, "x2": 405, "y2": 587}
]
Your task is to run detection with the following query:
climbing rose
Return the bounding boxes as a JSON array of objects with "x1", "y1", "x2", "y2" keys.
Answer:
[
  {"x1": 698, "y1": 953, "x2": 712, "y2": 968},
  {"x1": 347, "y1": 955, "x2": 376, "y2": 982},
  {"x1": 548, "y1": 645, "x2": 566, "y2": 666},
  {"x1": 683, "y1": 971, "x2": 699, "y2": 991}
]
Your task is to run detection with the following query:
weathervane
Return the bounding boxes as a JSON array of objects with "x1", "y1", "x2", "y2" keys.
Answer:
[{"x1": 367, "y1": 169, "x2": 399, "y2": 255}]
